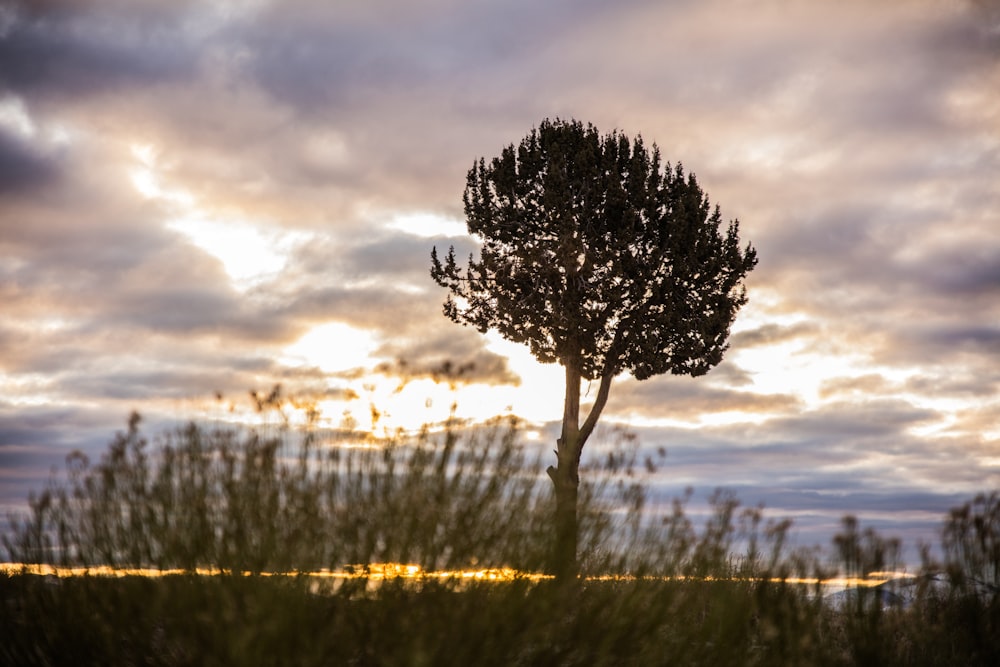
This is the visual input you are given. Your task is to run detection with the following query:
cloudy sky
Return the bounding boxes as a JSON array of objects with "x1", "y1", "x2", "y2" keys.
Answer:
[{"x1": 2, "y1": 0, "x2": 998, "y2": 564}]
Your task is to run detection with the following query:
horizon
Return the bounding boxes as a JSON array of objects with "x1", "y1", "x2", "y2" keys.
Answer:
[{"x1": 1, "y1": 0, "x2": 998, "y2": 567}]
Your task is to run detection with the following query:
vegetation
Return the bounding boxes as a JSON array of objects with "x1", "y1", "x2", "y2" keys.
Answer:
[
  {"x1": 4, "y1": 410, "x2": 553, "y2": 576},
  {"x1": 432, "y1": 118, "x2": 757, "y2": 576},
  {"x1": 2, "y1": 411, "x2": 999, "y2": 665}
]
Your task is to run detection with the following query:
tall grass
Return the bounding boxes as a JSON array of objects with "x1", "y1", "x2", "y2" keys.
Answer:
[
  {"x1": 4, "y1": 411, "x2": 557, "y2": 575},
  {"x1": 2, "y1": 408, "x2": 999, "y2": 666}
]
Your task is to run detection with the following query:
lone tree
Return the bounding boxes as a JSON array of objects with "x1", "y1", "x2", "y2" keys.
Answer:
[{"x1": 431, "y1": 118, "x2": 757, "y2": 578}]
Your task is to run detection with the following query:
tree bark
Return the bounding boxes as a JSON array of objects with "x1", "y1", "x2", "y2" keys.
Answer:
[
  {"x1": 549, "y1": 459, "x2": 579, "y2": 581},
  {"x1": 547, "y1": 361, "x2": 613, "y2": 581}
]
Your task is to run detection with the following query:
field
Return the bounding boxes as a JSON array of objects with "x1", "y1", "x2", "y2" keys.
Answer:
[
  {"x1": 3, "y1": 567, "x2": 999, "y2": 666},
  {"x1": 2, "y1": 414, "x2": 998, "y2": 666}
]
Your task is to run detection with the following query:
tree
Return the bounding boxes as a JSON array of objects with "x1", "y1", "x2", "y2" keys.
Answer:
[{"x1": 431, "y1": 118, "x2": 757, "y2": 578}]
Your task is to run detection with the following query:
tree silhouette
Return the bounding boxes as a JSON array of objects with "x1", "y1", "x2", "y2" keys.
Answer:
[{"x1": 432, "y1": 118, "x2": 757, "y2": 577}]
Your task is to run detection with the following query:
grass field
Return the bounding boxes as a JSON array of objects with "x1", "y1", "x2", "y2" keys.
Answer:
[{"x1": 2, "y1": 413, "x2": 998, "y2": 665}]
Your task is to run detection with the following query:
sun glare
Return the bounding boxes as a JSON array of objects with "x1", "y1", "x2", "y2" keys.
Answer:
[
  {"x1": 282, "y1": 322, "x2": 380, "y2": 375},
  {"x1": 482, "y1": 332, "x2": 564, "y2": 420}
]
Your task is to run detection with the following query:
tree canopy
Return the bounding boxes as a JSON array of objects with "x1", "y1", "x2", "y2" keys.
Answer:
[{"x1": 432, "y1": 118, "x2": 756, "y2": 384}]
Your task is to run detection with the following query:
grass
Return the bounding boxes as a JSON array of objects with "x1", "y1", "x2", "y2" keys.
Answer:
[{"x1": 2, "y1": 405, "x2": 999, "y2": 666}]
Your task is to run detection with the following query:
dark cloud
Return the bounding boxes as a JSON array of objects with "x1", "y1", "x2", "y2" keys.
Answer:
[
  {"x1": 607, "y1": 375, "x2": 802, "y2": 420},
  {"x1": 908, "y1": 325, "x2": 1000, "y2": 354},
  {"x1": 277, "y1": 282, "x2": 439, "y2": 335},
  {"x1": 890, "y1": 241, "x2": 1000, "y2": 313},
  {"x1": 755, "y1": 400, "x2": 939, "y2": 445},
  {"x1": 904, "y1": 371, "x2": 1000, "y2": 400},
  {"x1": 2, "y1": 221, "x2": 293, "y2": 348},
  {"x1": 301, "y1": 232, "x2": 478, "y2": 285},
  {"x1": 960, "y1": 0, "x2": 1000, "y2": 49},
  {"x1": 238, "y1": 0, "x2": 618, "y2": 113},
  {"x1": 0, "y1": 403, "x2": 145, "y2": 497},
  {"x1": 374, "y1": 329, "x2": 521, "y2": 388},
  {"x1": 0, "y1": 127, "x2": 60, "y2": 194},
  {"x1": 730, "y1": 322, "x2": 822, "y2": 349},
  {"x1": 0, "y1": 2, "x2": 197, "y2": 98},
  {"x1": 602, "y1": 398, "x2": 960, "y2": 500},
  {"x1": 601, "y1": 394, "x2": 995, "y2": 559},
  {"x1": 702, "y1": 360, "x2": 755, "y2": 387}
]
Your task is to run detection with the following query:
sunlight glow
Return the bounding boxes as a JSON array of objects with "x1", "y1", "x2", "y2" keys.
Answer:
[
  {"x1": 726, "y1": 296, "x2": 986, "y2": 441},
  {"x1": 905, "y1": 415, "x2": 956, "y2": 439},
  {"x1": 282, "y1": 322, "x2": 380, "y2": 375},
  {"x1": 0, "y1": 374, "x2": 59, "y2": 407},
  {"x1": 1, "y1": 561, "x2": 911, "y2": 595},
  {"x1": 482, "y1": 332, "x2": 563, "y2": 422},
  {"x1": 0, "y1": 95, "x2": 35, "y2": 137},
  {"x1": 129, "y1": 144, "x2": 194, "y2": 206},
  {"x1": 128, "y1": 141, "x2": 310, "y2": 288},
  {"x1": 168, "y1": 216, "x2": 293, "y2": 283},
  {"x1": 129, "y1": 168, "x2": 160, "y2": 199},
  {"x1": 303, "y1": 328, "x2": 566, "y2": 434},
  {"x1": 730, "y1": 341, "x2": 821, "y2": 402},
  {"x1": 387, "y1": 211, "x2": 468, "y2": 238},
  {"x1": 314, "y1": 376, "x2": 512, "y2": 436},
  {"x1": 0, "y1": 562, "x2": 548, "y2": 591}
]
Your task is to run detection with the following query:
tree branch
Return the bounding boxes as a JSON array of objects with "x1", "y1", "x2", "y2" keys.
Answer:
[{"x1": 576, "y1": 371, "x2": 613, "y2": 462}]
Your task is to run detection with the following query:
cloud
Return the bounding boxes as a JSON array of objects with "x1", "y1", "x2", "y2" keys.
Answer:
[
  {"x1": 0, "y1": 1, "x2": 197, "y2": 99},
  {"x1": 603, "y1": 393, "x2": 995, "y2": 556},
  {"x1": 374, "y1": 331, "x2": 521, "y2": 388},
  {"x1": 0, "y1": 126, "x2": 60, "y2": 194},
  {"x1": 607, "y1": 374, "x2": 802, "y2": 421},
  {"x1": 0, "y1": 402, "x2": 150, "y2": 508},
  {"x1": 730, "y1": 322, "x2": 822, "y2": 350},
  {"x1": 238, "y1": 0, "x2": 617, "y2": 113},
  {"x1": 819, "y1": 374, "x2": 896, "y2": 400}
]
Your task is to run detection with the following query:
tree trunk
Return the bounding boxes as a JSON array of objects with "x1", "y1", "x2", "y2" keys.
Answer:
[
  {"x1": 547, "y1": 360, "x2": 614, "y2": 581},
  {"x1": 550, "y1": 459, "x2": 579, "y2": 580},
  {"x1": 548, "y1": 361, "x2": 583, "y2": 580}
]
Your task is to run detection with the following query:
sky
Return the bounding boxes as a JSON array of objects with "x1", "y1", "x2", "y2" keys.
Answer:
[{"x1": 1, "y1": 0, "x2": 998, "y2": 565}]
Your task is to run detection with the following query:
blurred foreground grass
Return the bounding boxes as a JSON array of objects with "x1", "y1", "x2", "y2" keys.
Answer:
[{"x1": 2, "y1": 409, "x2": 999, "y2": 665}]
